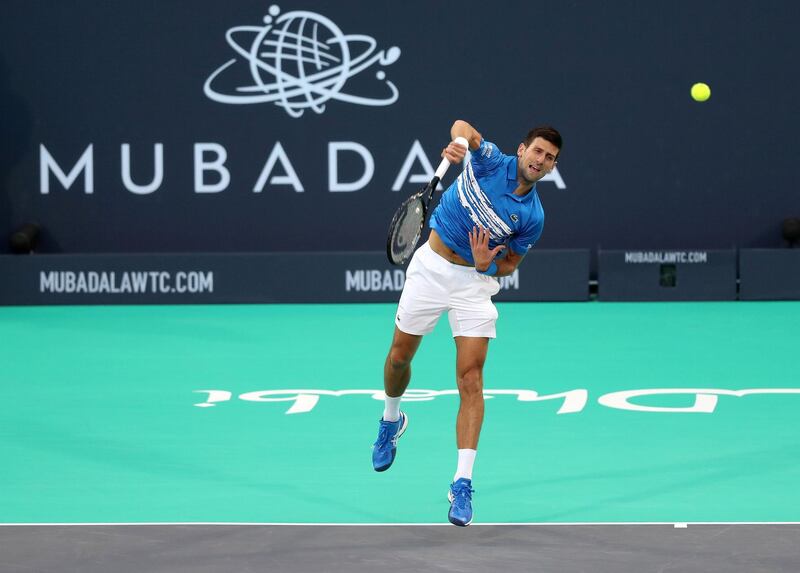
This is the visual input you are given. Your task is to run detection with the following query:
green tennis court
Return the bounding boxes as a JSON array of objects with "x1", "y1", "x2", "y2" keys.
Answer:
[{"x1": 1, "y1": 302, "x2": 798, "y2": 525}]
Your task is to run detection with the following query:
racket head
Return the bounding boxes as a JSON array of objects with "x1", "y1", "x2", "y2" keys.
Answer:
[{"x1": 386, "y1": 191, "x2": 427, "y2": 265}]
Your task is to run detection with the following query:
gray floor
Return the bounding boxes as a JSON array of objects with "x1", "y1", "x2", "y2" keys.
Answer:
[{"x1": 2, "y1": 524, "x2": 799, "y2": 573}]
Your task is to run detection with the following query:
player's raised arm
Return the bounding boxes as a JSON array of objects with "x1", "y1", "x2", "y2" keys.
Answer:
[
  {"x1": 441, "y1": 120, "x2": 479, "y2": 165},
  {"x1": 450, "y1": 120, "x2": 482, "y2": 151}
]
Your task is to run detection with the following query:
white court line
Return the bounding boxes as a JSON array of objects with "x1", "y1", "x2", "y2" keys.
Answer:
[{"x1": 1, "y1": 521, "x2": 800, "y2": 527}]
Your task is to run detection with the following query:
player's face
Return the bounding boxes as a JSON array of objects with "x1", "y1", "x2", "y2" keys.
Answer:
[{"x1": 517, "y1": 137, "x2": 559, "y2": 184}]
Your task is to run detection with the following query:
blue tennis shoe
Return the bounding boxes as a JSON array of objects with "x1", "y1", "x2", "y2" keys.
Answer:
[
  {"x1": 447, "y1": 478, "x2": 474, "y2": 526},
  {"x1": 371, "y1": 411, "x2": 408, "y2": 472}
]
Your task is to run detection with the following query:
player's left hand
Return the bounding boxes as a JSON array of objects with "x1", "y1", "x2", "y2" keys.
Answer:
[{"x1": 469, "y1": 226, "x2": 505, "y2": 272}]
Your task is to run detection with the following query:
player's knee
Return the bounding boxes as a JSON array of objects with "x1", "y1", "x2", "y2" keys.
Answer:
[
  {"x1": 388, "y1": 347, "x2": 413, "y2": 370},
  {"x1": 457, "y1": 369, "x2": 484, "y2": 398}
]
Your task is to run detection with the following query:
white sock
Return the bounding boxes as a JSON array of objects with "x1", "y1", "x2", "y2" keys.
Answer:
[
  {"x1": 453, "y1": 449, "x2": 477, "y2": 482},
  {"x1": 383, "y1": 395, "x2": 402, "y2": 422}
]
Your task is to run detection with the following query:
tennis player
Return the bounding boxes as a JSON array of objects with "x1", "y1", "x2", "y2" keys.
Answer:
[{"x1": 371, "y1": 119, "x2": 562, "y2": 526}]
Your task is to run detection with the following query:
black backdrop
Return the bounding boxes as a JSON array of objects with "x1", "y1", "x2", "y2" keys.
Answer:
[{"x1": 2, "y1": 0, "x2": 798, "y2": 256}]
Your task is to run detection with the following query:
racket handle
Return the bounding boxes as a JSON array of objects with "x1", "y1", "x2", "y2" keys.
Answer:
[{"x1": 433, "y1": 137, "x2": 470, "y2": 179}]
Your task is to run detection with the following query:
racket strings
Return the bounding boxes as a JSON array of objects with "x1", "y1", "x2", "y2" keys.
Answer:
[{"x1": 388, "y1": 197, "x2": 425, "y2": 264}]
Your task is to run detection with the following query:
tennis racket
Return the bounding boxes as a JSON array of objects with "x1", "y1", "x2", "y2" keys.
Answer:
[{"x1": 386, "y1": 136, "x2": 468, "y2": 265}]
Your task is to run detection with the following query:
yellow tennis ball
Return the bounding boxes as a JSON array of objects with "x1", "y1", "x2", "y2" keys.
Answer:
[{"x1": 691, "y1": 82, "x2": 711, "y2": 102}]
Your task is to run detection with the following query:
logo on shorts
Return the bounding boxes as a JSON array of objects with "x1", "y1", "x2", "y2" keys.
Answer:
[{"x1": 510, "y1": 213, "x2": 519, "y2": 223}]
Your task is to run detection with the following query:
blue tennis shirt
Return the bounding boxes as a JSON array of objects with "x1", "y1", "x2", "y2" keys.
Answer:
[{"x1": 429, "y1": 139, "x2": 545, "y2": 264}]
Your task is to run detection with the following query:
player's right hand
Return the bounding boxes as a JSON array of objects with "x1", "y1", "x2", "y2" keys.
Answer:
[{"x1": 441, "y1": 141, "x2": 467, "y2": 165}]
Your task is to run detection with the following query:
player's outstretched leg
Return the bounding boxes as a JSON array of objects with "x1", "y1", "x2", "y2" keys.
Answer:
[
  {"x1": 447, "y1": 335, "x2": 488, "y2": 526},
  {"x1": 372, "y1": 328, "x2": 421, "y2": 472},
  {"x1": 372, "y1": 411, "x2": 409, "y2": 471}
]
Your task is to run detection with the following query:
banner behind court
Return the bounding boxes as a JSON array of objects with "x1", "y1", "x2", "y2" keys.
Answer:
[{"x1": 1, "y1": 1, "x2": 797, "y2": 256}]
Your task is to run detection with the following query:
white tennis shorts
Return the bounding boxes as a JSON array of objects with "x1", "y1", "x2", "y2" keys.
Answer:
[{"x1": 395, "y1": 241, "x2": 501, "y2": 338}]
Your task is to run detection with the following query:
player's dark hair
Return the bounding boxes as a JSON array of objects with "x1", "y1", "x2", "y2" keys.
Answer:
[{"x1": 524, "y1": 126, "x2": 562, "y2": 158}]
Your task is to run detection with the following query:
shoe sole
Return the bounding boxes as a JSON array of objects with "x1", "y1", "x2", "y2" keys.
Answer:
[
  {"x1": 447, "y1": 489, "x2": 473, "y2": 526},
  {"x1": 373, "y1": 412, "x2": 408, "y2": 472},
  {"x1": 448, "y1": 515, "x2": 472, "y2": 527}
]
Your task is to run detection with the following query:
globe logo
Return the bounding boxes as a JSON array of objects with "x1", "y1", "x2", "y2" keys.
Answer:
[{"x1": 204, "y1": 5, "x2": 402, "y2": 118}]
